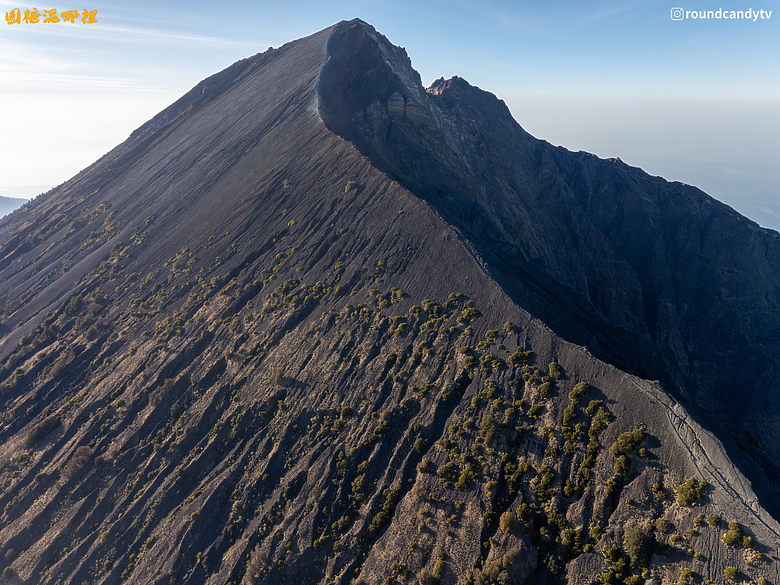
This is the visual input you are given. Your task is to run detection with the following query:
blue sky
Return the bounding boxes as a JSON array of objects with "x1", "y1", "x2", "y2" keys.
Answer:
[{"x1": 2, "y1": 0, "x2": 779, "y2": 227}]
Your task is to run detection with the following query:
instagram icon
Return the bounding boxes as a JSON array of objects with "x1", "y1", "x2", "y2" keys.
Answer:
[{"x1": 671, "y1": 7, "x2": 685, "y2": 19}]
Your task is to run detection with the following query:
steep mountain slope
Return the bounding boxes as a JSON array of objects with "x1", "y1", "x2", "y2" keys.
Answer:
[
  {"x1": 318, "y1": 22, "x2": 780, "y2": 515},
  {"x1": 0, "y1": 19, "x2": 777, "y2": 585}
]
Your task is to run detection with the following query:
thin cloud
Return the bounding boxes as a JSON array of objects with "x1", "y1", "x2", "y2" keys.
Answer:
[
  {"x1": 582, "y1": 0, "x2": 649, "y2": 23},
  {"x1": 0, "y1": 70, "x2": 168, "y2": 91},
  {"x1": 96, "y1": 24, "x2": 265, "y2": 47}
]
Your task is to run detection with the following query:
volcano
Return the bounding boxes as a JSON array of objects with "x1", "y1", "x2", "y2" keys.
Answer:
[{"x1": 0, "y1": 19, "x2": 778, "y2": 585}]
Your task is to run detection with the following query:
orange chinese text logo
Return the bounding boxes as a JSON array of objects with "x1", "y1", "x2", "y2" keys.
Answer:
[{"x1": 5, "y1": 8, "x2": 98, "y2": 24}]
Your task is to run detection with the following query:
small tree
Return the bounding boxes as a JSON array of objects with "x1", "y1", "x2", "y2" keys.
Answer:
[
  {"x1": 623, "y1": 525, "x2": 649, "y2": 567},
  {"x1": 499, "y1": 511, "x2": 516, "y2": 534}
]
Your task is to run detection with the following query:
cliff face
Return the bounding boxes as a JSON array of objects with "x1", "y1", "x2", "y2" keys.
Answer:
[
  {"x1": 319, "y1": 20, "x2": 780, "y2": 513},
  {"x1": 0, "y1": 19, "x2": 777, "y2": 585}
]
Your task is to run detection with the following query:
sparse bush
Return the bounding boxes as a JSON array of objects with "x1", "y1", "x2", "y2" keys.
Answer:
[
  {"x1": 417, "y1": 568, "x2": 435, "y2": 585},
  {"x1": 499, "y1": 511, "x2": 516, "y2": 534},
  {"x1": 345, "y1": 180, "x2": 357, "y2": 193},
  {"x1": 433, "y1": 550, "x2": 447, "y2": 579},
  {"x1": 675, "y1": 478, "x2": 708, "y2": 507},
  {"x1": 437, "y1": 462, "x2": 457, "y2": 482},
  {"x1": 707, "y1": 514, "x2": 720, "y2": 527},
  {"x1": 614, "y1": 454, "x2": 630, "y2": 475},
  {"x1": 149, "y1": 378, "x2": 174, "y2": 406},
  {"x1": 472, "y1": 548, "x2": 520, "y2": 585},
  {"x1": 480, "y1": 412, "x2": 497, "y2": 445},
  {"x1": 242, "y1": 545, "x2": 263, "y2": 585},
  {"x1": 609, "y1": 429, "x2": 645, "y2": 457},
  {"x1": 723, "y1": 567, "x2": 739, "y2": 581},
  {"x1": 722, "y1": 521, "x2": 743, "y2": 547},
  {"x1": 603, "y1": 545, "x2": 621, "y2": 562},
  {"x1": 623, "y1": 525, "x2": 649, "y2": 567},
  {"x1": 24, "y1": 415, "x2": 59, "y2": 448},
  {"x1": 538, "y1": 382, "x2": 552, "y2": 399},
  {"x1": 62, "y1": 446, "x2": 91, "y2": 478}
]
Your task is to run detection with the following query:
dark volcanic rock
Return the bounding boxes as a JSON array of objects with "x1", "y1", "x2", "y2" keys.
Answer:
[
  {"x1": 318, "y1": 20, "x2": 780, "y2": 517},
  {"x1": 0, "y1": 18, "x2": 777, "y2": 585}
]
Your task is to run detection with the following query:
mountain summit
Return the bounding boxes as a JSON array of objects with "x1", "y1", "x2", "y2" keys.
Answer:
[{"x1": 0, "y1": 19, "x2": 778, "y2": 585}]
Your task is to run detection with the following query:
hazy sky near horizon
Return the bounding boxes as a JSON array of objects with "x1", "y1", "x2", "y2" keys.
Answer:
[{"x1": 1, "y1": 0, "x2": 779, "y2": 227}]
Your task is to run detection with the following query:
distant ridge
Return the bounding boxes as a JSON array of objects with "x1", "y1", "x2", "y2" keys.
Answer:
[{"x1": 0, "y1": 196, "x2": 30, "y2": 218}]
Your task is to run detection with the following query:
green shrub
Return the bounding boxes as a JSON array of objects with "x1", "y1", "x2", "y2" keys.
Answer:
[
  {"x1": 614, "y1": 454, "x2": 630, "y2": 475},
  {"x1": 706, "y1": 514, "x2": 720, "y2": 527},
  {"x1": 433, "y1": 550, "x2": 447, "y2": 579},
  {"x1": 313, "y1": 534, "x2": 329, "y2": 549},
  {"x1": 609, "y1": 429, "x2": 645, "y2": 457},
  {"x1": 437, "y1": 462, "x2": 457, "y2": 482},
  {"x1": 675, "y1": 478, "x2": 708, "y2": 507},
  {"x1": 499, "y1": 511, "x2": 516, "y2": 534},
  {"x1": 538, "y1": 382, "x2": 552, "y2": 399},
  {"x1": 603, "y1": 545, "x2": 621, "y2": 562},
  {"x1": 722, "y1": 521, "x2": 743, "y2": 547},
  {"x1": 480, "y1": 412, "x2": 497, "y2": 444},
  {"x1": 723, "y1": 567, "x2": 739, "y2": 581},
  {"x1": 623, "y1": 525, "x2": 649, "y2": 567}
]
